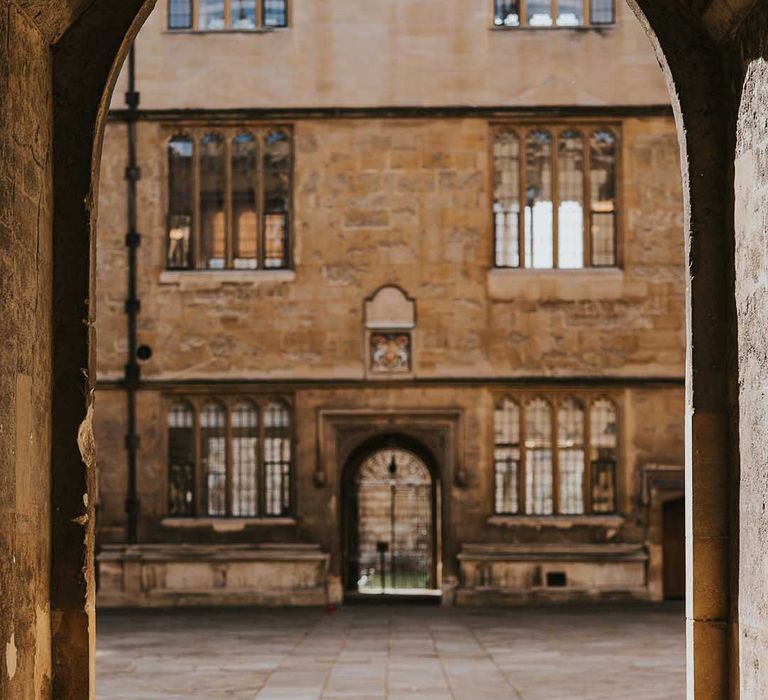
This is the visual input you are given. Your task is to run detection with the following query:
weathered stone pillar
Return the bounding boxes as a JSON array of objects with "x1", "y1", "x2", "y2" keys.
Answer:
[{"x1": 0, "y1": 4, "x2": 54, "y2": 698}]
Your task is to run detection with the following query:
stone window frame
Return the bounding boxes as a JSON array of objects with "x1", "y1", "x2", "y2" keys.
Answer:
[
  {"x1": 166, "y1": 393, "x2": 296, "y2": 519},
  {"x1": 492, "y1": 390, "x2": 621, "y2": 517},
  {"x1": 490, "y1": 121, "x2": 622, "y2": 270},
  {"x1": 492, "y1": 0, "x2": 616, "y2": 29},
  {"x1": 165, "y1": 124, "x2": 293, "y2": 272},
  {"x1": 166, "y1": 0, "x2": 289, "y2": 32}
]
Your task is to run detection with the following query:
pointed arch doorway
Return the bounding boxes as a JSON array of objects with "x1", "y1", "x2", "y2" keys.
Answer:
[{"x1": 343, "y1": 439, "x2": 441, "y2": 599}]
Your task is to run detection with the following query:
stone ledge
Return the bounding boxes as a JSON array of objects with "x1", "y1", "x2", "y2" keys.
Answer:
[
  {"x1": 99, "y1": 543, "x2": 327, "y2": 563},
  {"x1": 158, "y1": 269, "x2": 296, "y2": 287},
  {"x1": 487, "y1": 267, "x2": 646, "y2": 301},
  {"x1": 458, "y1": 542, "x2": 647, "y2": 562},
  {"x1": 160, "y1": 516, "x2": 298, "y2": 532},
  {"x1": 487, "y1": 514, "x2": 625, "y2": 529}
]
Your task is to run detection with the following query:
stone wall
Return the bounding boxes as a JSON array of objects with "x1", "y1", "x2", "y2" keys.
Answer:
[
  {"x1": 735, "y1": 53, "x2": 768, "y2": 700},
  {"x1": 110, "y1": 0, "x2": 670, "y2": 111},
  {"x1": 0, "y1": 5, "x2": 53, "y2": 698},
  {"x1": 94, "y1": 383, "x2": 685, "y2": 594},
  {"x1": 95, "y1": 116, "x2": 685, "y2": 382}
]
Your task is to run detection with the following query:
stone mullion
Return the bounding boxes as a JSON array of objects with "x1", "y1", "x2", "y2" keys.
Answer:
[
  {"x1": 583, "y1": 0, "x2": 590, "y2": 25},
  {"x1": 584, "y1": 397, "x2": 593, "y2": 514}
]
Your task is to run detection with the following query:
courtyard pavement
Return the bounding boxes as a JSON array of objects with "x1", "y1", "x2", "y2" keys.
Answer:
[{"x1": 96, "y1": 603, "x2": 684, "y2": 700}]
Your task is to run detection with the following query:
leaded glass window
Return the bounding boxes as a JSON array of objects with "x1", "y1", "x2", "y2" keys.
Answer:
[
  {"x1": 201, "y1": 401, "x2": 227, "y2": 515},
  {"x1": 492, "y1": 394, "x2": 619, "y2": 516},
  {"x1": 590, "y1": 129, "x2": 618, "y2": 266},
  {"x1": 166, "y1": 126, "x2": 293, "y2": 271},
  {"x1": 494, "y1": 399, "x2": 520, "y2": 514},
  {"x1": 590, "y1": 398, "x2": 618, "y2": 512},
  {"x1": 168, "y1": 402, "x2": 195, "y2": 516},
  {"x1": 168, "y1": 0, "x2": 288, "y2": 30},
  {"x1": 168, "y1": 0, "x2": 193, "y2": 29},
  {"x1": 166, "y1": 396, "x2": 294, "y2": 518},
  {"x1": 232, "y1": 401, "x2": 259, "y2": 516},
  {"x1": 263, "y1": 0, "x2": 288, "y2": 27},
  {"x1": 492, "y1": 124, "x2": 618, "y2": 269},
  {"x1": 167, "y1": 136, "x2": 194, "y2": 269},
  {"x1": 264, "y1": 402, "x2": 292, "y2": 516},
  {"x1": 493, "y1": 0, "x2": 615, "y2": 27},
  {"x1": 526, "y1": 398, "x2": 553, "y2": 514},
  {"x1": 558, "y1": 398, "x2": 585, "y2": 514},
  {"x1": 493, "y1": 129, "x2": 520, "y2": 267},
  {"x1": 200, "y1": 133, "x2": 226, "y2": 270}
]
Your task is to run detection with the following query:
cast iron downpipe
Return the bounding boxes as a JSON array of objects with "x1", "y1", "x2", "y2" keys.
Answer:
[{"x1": 124, "y1": 46, "x2": 142, "y2": 544}]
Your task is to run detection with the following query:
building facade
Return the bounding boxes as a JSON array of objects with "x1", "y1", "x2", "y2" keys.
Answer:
[{"x1": 94, "y1": 0, "x2": 686, "y2": 607}]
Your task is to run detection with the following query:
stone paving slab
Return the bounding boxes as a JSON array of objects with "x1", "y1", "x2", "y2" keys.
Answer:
[{"x1": 97, "y1": 603, "x2": 685, "y2": 699}]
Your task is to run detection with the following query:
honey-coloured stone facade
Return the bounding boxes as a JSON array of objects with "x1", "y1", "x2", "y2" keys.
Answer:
[{"x1": 93, "y1": 0, "x2": 687, "y2": 609}]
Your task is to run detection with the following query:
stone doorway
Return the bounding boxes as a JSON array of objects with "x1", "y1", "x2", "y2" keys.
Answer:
[{"x1": 344, "y1": 441, "x2": 440, "y2": 598}]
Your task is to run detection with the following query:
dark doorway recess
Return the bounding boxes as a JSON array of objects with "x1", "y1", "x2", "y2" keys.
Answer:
[
  {"x1": 342, "y1": 434, "x2": 441, "y2": 603},
  {"x1": 662, "y1": 497, "x2": 685, "y2": 600}
]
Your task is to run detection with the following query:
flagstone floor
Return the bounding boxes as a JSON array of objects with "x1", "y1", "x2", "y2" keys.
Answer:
[{"x1": 97, "y1": 603, "x2": 684, "y2": 700}]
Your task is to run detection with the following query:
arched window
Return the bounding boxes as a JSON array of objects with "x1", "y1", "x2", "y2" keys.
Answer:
[
  {"x1": 168, "y1": 402, "x2": 195, "y2": 516},
  {"x1": 492, "y1": 393, "x2": 618, "y2": 516},
  {"x1": 263, "y1": 129, "x2": 291, "y2": 269},
  {"x1": 493, "y1": 129, "x2": 521, "y2": 268},
  {"x1": 167, "y1": 396, "x2": 294, "y2": 518},
  {"x1": 494, "y1": 399, "x2": 520, "y2": 514},
  {"x1": 200, "y1": 133, "x2": 226, "y2": 270},
  {"x1": 167, "y1": 135, "x2": 194, "y2": 270},
  {"x1": 165, "y1": 126, "x2": 292, "y2": 271},
  {"x1": 526, "y1": 398, "x2": 553, "y2": 514},
  {"x1": 200, "y1": 401, "x2": 227, "y2": 516},
  {"x1": 590, "y1": 129, "x2": 617, "y2": 266},
  {"x1": 525, "y1": 130, "x2": 554, "y2": 269},
  {"x1": 492, "y1": 124, "x2": 618, "y2": 269},
  {"x1": 232, "y1": 133, "x2": 258, "y2": 269},
  {"x1": 558, "y1": 398, "x2": 585, "y2": 514},
  {"x1": 590, "y1": 398, "x2": 618, "y2": 513},
  {"x1": 264, "y1": 402, "x2": 292, "y2": 516},
  {"x1": 557, "y1": 129, "x2": 584, "y2": 269},
  {"x1": 232, "y1": 401, "x2": 259, "y2": 516}
]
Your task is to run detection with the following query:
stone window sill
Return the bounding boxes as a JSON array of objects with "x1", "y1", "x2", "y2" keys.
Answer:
[
  {"x1": 159, "y1": 269, "x2": 295, "y2": 286},
  {"x1": 487, "y1": 267, "x2": 635, "y2": 301},
  {"x1": 164, "y1": 28, "x2": 287, "y2": 35},
  {"x1": 487, "y1": 514, "x2": 624, "y2": 529},
  {"x1": 490, "y1": 24, "x2": 615, "y2": 32},
  {"x1": 161, "y1": 517, "x2": 297, "y2": 533}
]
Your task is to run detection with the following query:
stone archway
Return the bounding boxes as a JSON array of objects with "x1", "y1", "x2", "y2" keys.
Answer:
[{"x1": 1, "y1": 1, "x2": 767, "y2": 697}]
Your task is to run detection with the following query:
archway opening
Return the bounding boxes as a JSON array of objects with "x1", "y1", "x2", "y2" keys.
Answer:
[{"x1": 344, "y1": 442, "x2": 440, "y2": 598}]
